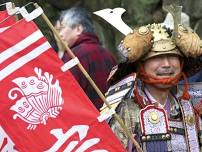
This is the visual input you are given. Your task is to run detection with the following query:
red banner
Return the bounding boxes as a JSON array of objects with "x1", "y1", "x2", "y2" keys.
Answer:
[
  {"x1": 0, "y1": 18, "x2": 125, "y2": 152},
  {"x1": 0, "y1": 10, "x2": 16, "y2": 28}
]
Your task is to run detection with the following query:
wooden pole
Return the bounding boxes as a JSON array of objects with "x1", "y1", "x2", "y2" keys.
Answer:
[
  {"x1": 11, "y1": 3, "x2": 19, "y2": 21},
  {"x1": 34, "y1": 3, "x2": 143, "y2": 152}
]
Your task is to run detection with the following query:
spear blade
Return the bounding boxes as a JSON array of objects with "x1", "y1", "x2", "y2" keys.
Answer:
[{"x1": 163, "y1": 0, "x2": 182, "y2": 40}]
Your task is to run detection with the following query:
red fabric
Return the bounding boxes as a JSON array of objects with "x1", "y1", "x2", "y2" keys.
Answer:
[
  {"x1": 137, "y1": 65, "x2": 182, "y2": 86},
  {"x1": 62, "y1": 33, "x2": 117, "y2": 110},
  {"x1": 0, "y1": 10, "x2": 16, "y2": 27},
  {"x1": 133, "y1": 82, "x2": 146, "y2": 108},
  {"x1": 0, "y1": 19, "x2": 125, "y2": 152},
  {"x1": 137, "y1": 65, "x2": 190, "y2": 100}
]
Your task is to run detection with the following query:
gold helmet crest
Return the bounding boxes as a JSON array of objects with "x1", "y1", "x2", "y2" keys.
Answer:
[{"x1": 118, "y1": 23, "x2": 182, "y2": 63}]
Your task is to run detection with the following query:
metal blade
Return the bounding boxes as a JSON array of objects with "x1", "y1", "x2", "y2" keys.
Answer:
[
  {"x1": 93, "y1": 8, "x2": 133, "y2": 35},
  {"x1": 163, "y1": 0, "x2": 182, "y2": 39}
]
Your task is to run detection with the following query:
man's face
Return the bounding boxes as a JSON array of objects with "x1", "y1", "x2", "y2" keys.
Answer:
[
  {"x1": 59, "y1": 22, "x2": 80, "y2": 48},
  {"x1": 143, "y1": 54, "x2": 181, "y2": 88}
]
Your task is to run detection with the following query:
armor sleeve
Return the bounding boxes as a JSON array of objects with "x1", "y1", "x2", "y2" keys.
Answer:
[
  {"x1": 109, "y1": 98, "x2": 141, "y2": 148},
  {"x1": 109, "y1": 100, "x2": 129, "y2": 148},
  {"x1": 199, "y1": 117, "x2": 202, "y2": 151}
]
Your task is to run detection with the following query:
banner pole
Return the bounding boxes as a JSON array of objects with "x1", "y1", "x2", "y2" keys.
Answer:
[
  {"x1": 11, "y1": 3, "x2": 18, "y2": 21},
  {"x1": 34, "y1": 3, "x2": 142, "y2": 152}
]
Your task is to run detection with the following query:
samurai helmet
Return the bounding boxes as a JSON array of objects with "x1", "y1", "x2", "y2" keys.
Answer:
[
  {"x1": 94, "y1": 8, "x2": 202, "y2": 84},
  {"x1": 118, "y1": 23, "x2": 183, "y2": 63}
]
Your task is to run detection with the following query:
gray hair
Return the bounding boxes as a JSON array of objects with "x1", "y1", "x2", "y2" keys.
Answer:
[{"x1": 60, "y1": 7, "x2": 94, "y2": 33}]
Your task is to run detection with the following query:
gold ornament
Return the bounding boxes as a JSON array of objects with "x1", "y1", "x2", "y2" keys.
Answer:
[
  {"x1": 185, "y1": 114, "x2": 195, "y2": 126},
  {"x1": 149, "y1": 111, "x2": 160, "y2": 124}
]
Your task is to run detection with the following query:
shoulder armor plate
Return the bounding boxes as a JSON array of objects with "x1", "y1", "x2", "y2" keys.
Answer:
[{"x1": 100, "y1": 73, "x2": 136, "y2": 114}]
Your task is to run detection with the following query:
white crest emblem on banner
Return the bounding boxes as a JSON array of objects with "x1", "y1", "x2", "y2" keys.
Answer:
[
  {"x1": 8, "y1": 67, "x2": 64, "y2": 130},
  {"x1": 46, "y1": 125, "x2": 108, "y2": 152},
  {"x1": 0, "y1": 126, "x2": 17, "y2": 152}
]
